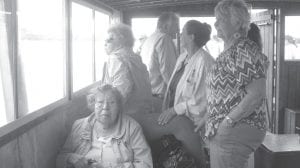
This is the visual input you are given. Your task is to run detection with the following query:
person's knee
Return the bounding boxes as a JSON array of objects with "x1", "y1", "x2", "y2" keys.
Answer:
[{"x1": 170, "y1": 116, "x2": 199, "y2": 140}]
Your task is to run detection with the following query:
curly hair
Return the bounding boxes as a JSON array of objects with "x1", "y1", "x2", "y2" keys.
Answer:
[
  {"x1": 87, "y1": 84, "x2": 123, "y2": 112},
  {"x1": 107, "y1": 23, "x2": 135, "y2": 48},
  {"x1": 215, "y1": 0, "x2": 250, "y2": 35}
]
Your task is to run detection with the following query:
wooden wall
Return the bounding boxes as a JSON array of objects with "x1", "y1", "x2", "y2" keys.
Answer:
[
  {"x1": 0, "y1": 90, "x2": 92, "y2": 168},
  {"x1": 283, "y1": 61, "x2": 300, "y2": 109}
]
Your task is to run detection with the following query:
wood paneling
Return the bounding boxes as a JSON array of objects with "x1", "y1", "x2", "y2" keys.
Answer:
[
  {"x1": 284, "y1": 61, "x2": 300, "y2": 109},
  {"x1": 284, "y1": 108, "x2": 300, "y2": 133}
]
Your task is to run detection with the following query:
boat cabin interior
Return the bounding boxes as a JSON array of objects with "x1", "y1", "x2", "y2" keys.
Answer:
[{"x1": 0, "y1": 0, "x2": 300, "y2": 168}]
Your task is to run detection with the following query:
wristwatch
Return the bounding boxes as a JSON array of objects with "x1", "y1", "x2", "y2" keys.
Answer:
[{"x1": 225, "y1": 116, "x2": 236, "y2": 127}]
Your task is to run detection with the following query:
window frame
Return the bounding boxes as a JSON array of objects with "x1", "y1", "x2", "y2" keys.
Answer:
[{"x1": 0, "y1": 0, "x2": 113, "y2": 146}]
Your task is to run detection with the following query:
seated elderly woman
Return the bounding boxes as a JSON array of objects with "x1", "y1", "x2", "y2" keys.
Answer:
[
  {"x1": 56, "y1": 84, "x2": 153, "y2": 168},
  {"x1": 202, "y1": 0, "x2": 269, "y2": 168}
]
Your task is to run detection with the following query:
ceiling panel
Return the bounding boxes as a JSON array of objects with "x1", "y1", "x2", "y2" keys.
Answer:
[
  {"x1": 97, "y1": 0, "x2": 300, "y2": 11},
  {"x1": 97, "y1": 0, "x2": 217, "y2": 10}
]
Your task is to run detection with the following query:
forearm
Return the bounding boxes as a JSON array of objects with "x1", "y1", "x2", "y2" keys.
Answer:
[
  {"x1": 174, "y1": 99, "x2": 206, "y2": 118},
  {"x1": 227, "y1": 78, "x2": 266, "y2": 122},
  {"x1": 117, "y1": 161, "x2": 151, "y2": 168}
]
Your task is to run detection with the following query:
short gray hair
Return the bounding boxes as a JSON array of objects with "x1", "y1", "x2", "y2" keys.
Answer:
[
  {"x1": 157, "y1": 12, "x2": 179, "y2": 29},
  {"x1": 87, "y1": 84, "x2": 123, "y2": 111},
  {"x1": 215, "y1": 0, "x2": 250, "y2": 35},
  {"x1": 107, "y1": 23, "x2": 135, "y2": 48}
]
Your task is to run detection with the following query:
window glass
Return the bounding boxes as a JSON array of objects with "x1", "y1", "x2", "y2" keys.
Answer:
[
  {"x1": 18, "y1": 0, "x2": 65, "y2": 113},
  {"x1": 72, "y1": 2, "x2": 94, "y2": 91},
  {"x1": 0, "y1": 0, "x2": 7, "y2": 126},
  {"x1": 131, "y1": 17, "x2": 223, "y2": 59},
  {"x1": 285, "y1": 16, "x2": 300, "y2": 60},
  {"x1": 131, "y1": 18, "x2": 157, "y2": 54},
  {"x1": 251, "y1": 9, "x2": 268, "y2": 14},
  {"x1": 95, "y1": 11, "x2": 110, "y2": 81}
]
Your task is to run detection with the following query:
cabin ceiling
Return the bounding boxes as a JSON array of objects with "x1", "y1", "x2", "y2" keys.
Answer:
[
  {"x1": 97, "y1": 0, "x2": 300, "y2": 11},
  {"x1": 97, "y1": 0, "x2": 218, "y2": 11}
]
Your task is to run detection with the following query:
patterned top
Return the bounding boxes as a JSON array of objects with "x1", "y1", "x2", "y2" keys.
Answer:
[{"x1": 205, "y1": 37, "x2": 268, "y2": 138}]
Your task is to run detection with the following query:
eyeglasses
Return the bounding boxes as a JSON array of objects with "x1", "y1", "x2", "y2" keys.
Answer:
[{"x1": 95, "y1": 100, "x2": 116, "y2": 107}]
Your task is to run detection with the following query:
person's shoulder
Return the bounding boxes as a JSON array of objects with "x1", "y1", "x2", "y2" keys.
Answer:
[
  {"x1": 199, "y1": 49, "x2": 215, "y2": 65},
  {"x1": 109, "y1": 54, "x2": 128, "y2": 68},
  {"x1": 151, "y1": 30, "x2": 172, "y2": 42},
  {"x1": 236, "y1": 38, "x2": 267, "y2": 63},
  {"x1": 236, "y1": 37, "x2": 260, "y2": 52},
  {"x1": 71, "y1": 116, "x2": 90, "y2": 131},
  {"x1": 122, "y1": 114, "x2": 142, "y2": 129}
]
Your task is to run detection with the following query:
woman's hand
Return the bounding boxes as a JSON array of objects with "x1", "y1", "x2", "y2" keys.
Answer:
[
  {"x1": 218, "y1": 117, "x2": 234, "y2": 131},
  {"x1": 194, "y1": 113, "x2": 208, "y2": 135},
  {"x1": 194, "y1": 118, "x2": 206, "y2": 133},
  {"x1": 158, "y1": 107, "x2": 177, "y2": 125}
]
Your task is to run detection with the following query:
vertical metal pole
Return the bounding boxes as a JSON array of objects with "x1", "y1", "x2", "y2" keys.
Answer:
[
  {"x1": 11, "y1": 0, "x2": 18, "y2": 119},
  {"x1": 65, "y1": 0, "x2": 72, "y2": 100},
  {"x1": 92, "y1": 9, "x2": 96, "y2": 82}
]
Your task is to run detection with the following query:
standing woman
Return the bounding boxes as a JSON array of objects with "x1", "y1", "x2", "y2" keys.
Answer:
[
  {"x1": 102, "y1": 23, "x2": 152, "y2": 114},
  {"x1": 158, "y1": 20, "x2": 215, "y2": 167},
  {"x1": 205, "y1": 0, "x2": 268, "y2": 168}
]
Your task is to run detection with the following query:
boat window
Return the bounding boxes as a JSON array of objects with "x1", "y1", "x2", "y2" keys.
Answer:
[
  {"x1": 17, "y1": 0, "x2": 65, "y2": 113},
  {"x1": 285, "y1": 16, "x2": 300, "y2": 61},
  {"x1": 95, "y1": 11, "x2": 110, "y2": 81},
  {"x1": 72, "y1": 2, "x2": 94, "y2": 91},
  {"x1": 132, "y1": 18, "x2": 158, "y2": 54}
]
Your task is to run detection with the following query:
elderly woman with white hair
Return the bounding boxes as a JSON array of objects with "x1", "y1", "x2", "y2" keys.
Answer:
[
  {"x1": 102, "y1": 23, "x2": 153, "y2": 115},
  {"x1": 56, "y1": 84, "x2": 153, "y2": 168},
  {"x1": 201, "y1": 0, "x2": 269, "y2": 168}
]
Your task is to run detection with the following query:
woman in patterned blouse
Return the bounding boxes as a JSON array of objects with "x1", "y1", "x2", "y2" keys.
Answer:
[{"x1": 204, "y1": 0, "x2": 268, "y2": 167}]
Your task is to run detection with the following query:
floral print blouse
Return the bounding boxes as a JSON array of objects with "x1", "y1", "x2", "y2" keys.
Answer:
[{"x1": 205, "y1": 37, "x2": 268, "y2": 139}]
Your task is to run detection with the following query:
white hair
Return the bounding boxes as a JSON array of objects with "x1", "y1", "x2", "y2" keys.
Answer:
[{"x1": 215, "y1": 0, "x2": 250, "y2": 35}]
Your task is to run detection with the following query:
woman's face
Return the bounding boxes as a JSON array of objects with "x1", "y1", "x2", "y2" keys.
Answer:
[
  {"x1": 94, "y1": 91, "x2": 120, "y2": 128},
  {"x1": 180, "y1": 25, "x2": 193, "y2": 50},
  {"x1": 104, "y1": 32, "x2": 122, "y2": 55},
  {"x1": 214, "y1": 14, "x2": 237, "y2": 41}
]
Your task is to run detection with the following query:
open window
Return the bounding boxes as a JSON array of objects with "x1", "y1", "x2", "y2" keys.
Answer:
[{"x1": 284, "y1": 16, "x2": 300, "y2": 61}]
